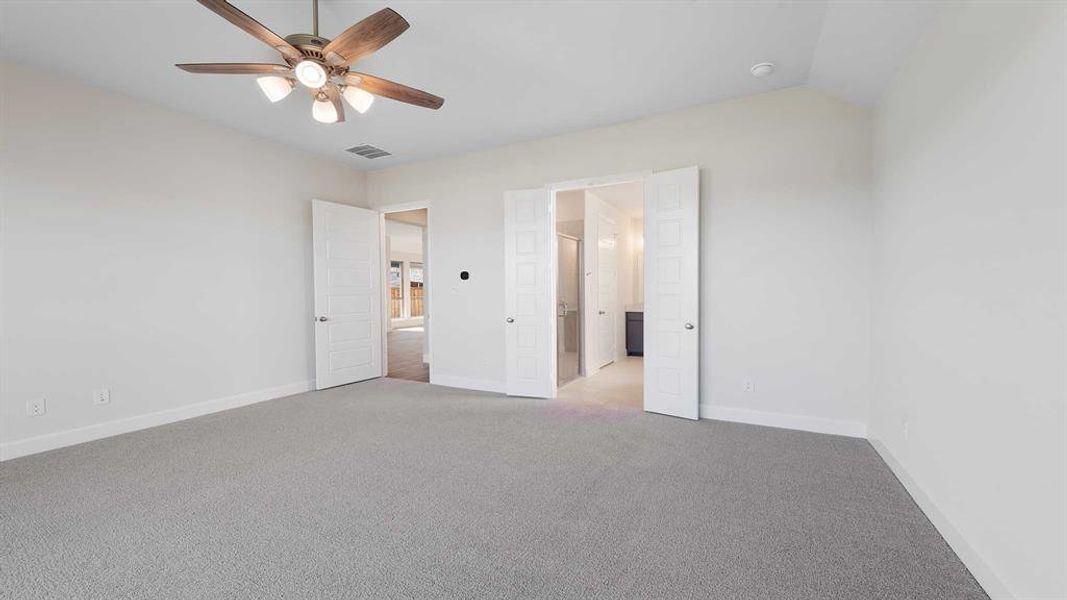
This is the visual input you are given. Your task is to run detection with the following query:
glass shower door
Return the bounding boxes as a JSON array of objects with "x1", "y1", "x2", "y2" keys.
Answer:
[{"x1": 557, "y1": 235, "x2": 581, "y2": 386}]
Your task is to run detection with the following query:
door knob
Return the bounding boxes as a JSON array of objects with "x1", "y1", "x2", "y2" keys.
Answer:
[
  {"x1": 317, "y1": 316, "x2": 328, "y2": 322},
  {"x1": 506, "y1": 317, "x2": 514, "y2": 323},
  {"x1": 598, "y1": 310, "x2": 606, "y2": 315},
  {"x1": 684, "y1": 322, "x2": 694, "y2": 330}
]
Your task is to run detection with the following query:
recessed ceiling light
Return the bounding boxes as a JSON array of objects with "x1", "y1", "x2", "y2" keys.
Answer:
[{"x1": 750, "y1": 62, "x2": 775, "y2": 78}]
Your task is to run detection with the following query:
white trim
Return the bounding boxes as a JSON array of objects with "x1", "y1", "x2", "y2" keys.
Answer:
[
  {"x1": 431, "y1": 375, "x2": 506, "y2": 394},
  {"x1": 547, "y1": 170, "x2": 652, "y2": 193},
  {"x1": 869, "y1": 438, "x2": 1011, "y2": 600},
  {"x1": 546, "y1": 169, "x2": 653, "y2": 398},
  {"x1": 379, "y1": 201, "x2": 434, "y2": 385},
  {"x1": 700, "y1": 404, "x2": 867, "y2": 438},
  {"x1": 376, "y1": 199, "x2": 432, "y2": 213},
  {"x1": 0, "y1": 380, "x2": 313, "y2": 462},
  {"x1": 379, "y1": 215, "x2": 391, "y2": 377}
]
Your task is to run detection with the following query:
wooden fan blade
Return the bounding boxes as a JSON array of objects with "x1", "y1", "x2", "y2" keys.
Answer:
[
  {"x1": 322, "y1": 8, "x2": 409, "y2": 67},
  {"x1": 196, "y1": 0, "x2": 303, "y2": 61},
  {"x1": 176, "y1": 63, "x2": 292, "y2": 75},
  {"x1": 345, "y1": 72, "x2": 444, "y2": 110},
  {"x1": 324, "y1": 85, "x2": 346, "y2": 123}
]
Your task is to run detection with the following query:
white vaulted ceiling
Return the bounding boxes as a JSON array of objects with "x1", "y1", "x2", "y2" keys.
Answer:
[{"x1": 0, "y1": 1, "x2": 938, "y2": 169}]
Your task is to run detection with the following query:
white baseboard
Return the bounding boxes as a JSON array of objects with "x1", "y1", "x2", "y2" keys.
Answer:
[
  {"x1": 869, "y1": 438, "x2": 1011, "y2": 600},
  {"x1": 430, "y1": 374, "x2": 505, "y2": 394},
  {"x1": 0, "y1": 380, "x2": 313, "y2": 462},
  {"x1": 700, "y1": 404, "x2": 867, "y2": 438}
]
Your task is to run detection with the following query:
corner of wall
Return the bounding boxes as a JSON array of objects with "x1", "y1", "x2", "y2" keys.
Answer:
[{"x1": 868, "y1": 437, "x2": 1013, "y2": 599}]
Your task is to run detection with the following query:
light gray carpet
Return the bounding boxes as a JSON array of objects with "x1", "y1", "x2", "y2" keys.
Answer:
[{"x1": 1, "y1": 379, "x2": 987, "y2": 599}]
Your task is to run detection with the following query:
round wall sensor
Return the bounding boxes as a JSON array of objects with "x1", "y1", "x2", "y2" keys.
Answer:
[{"x1": 750, "y1": 62, "x2": 775, "y2": 78}]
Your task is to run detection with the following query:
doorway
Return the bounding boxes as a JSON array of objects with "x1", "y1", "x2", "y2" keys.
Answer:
[
  {"x1": 383, "y1": 207, "x2": 430, "y2": 383},
  {"x1": 554, "y1": 181, "x2": 645, "y2": 410},
  {"x1": 502, "y1": 167, "x2": 700, "y2": 419}
]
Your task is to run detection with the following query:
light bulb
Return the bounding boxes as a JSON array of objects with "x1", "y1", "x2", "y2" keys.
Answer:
[
  {"x1": 294, "y1": 60, "x2": 327, "y2": 89},
  {"x1": 256, "y1": 76, "x2": 293, "y2": 102},
  {"x1": 312, "y1": 97, "x2": 338, "y2": 123},
  {"x1": 342, "y1": 85, "x2": 374, "y2": 114}
]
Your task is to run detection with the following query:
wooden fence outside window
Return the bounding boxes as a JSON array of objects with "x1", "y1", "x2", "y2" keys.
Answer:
[
  {"x1": 410, "y1": 285, "x2": 424, "y2": 317},
  {"x1": 390, "y1": 288, "x2": 403, "y2": 319}
]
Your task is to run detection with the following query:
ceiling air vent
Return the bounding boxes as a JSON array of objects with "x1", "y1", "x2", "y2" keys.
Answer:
[{"x1": 346, "y1": 144, "x2": 392, "y2": 159}]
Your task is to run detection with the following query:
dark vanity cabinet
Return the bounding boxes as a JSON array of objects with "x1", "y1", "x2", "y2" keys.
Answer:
[{"x1": 625, "y1": 311, "x2": 643, "y2": 356}]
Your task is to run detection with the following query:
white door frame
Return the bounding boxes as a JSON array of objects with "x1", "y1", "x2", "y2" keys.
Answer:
[
  {"x1": 547, "y1": 171, "x2": 652, "y2": 195},
  {"x1": 546, "y1": 168, "x2": 700, "y2": 416},
  {"x1": 378, "y1": 200, "x2": 433, "y2": 384},
  {"x1": 547, "y1": 170, "x2": 651, "y2": 382}
]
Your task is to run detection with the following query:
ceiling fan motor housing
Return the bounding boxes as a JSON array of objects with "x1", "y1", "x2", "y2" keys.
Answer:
[{"x1": 284, "y1": 33, "x2": 331, "y2": 63}]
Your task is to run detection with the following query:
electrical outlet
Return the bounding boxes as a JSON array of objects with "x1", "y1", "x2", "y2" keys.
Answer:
[
  {"x1": 26, "y1": 398, "x2": 46, "y2": 417},
  {"x1": 901, "y1": 417, "x2": 910, "y2": 440},
  {"x1": 743, "y1": 379, "x2": 755, "y2": 393},
  {"x1": 92, "y1": 388, "x2": 111, "y2": 406}
]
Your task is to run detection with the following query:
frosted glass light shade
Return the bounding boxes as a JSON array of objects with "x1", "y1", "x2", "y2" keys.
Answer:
[
  {"x1": 342, "y1": 86, "x2": 374, "y2": 114},
  {"x1": 294, "y1": 60, "x2": 327, "y2": 89},
  {"x1": 312, "y1": 98, "x2": 338, "y2": 123},
  {"x1": 256, "y1": 76, "x2": 293, "y2": 103}
]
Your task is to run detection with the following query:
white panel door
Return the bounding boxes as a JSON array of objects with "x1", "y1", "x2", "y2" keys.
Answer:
[
  {"x1": 644, "y1": 167, "x2": 700, "y2": 419},
  {"x1": 504, "y1": 188, "x2": 555, "y2": 398},
  {"x1": 313, "y1": 200, "x2": 383, "y2": 390},
  {"x1": 596, "y1": 213, "x2": 618, "y2": 368}
]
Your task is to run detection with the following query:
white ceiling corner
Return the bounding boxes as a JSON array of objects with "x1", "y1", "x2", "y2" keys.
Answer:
[{"x1": 808, "y1": 1, "x2": 941, "y2": 107}]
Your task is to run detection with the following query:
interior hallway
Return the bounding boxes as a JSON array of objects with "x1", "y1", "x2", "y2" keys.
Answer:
[
  {"x1": 557, "y1": 356, "x2": 643, "y2": 410},
  {"x1": 387, "y1": 326, "x2": 428, "y2": 383}
]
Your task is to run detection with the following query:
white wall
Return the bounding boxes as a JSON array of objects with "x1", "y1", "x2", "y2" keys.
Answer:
[
  {"x1": 367, "y1": 87, "x2": 873, "y2": 433},
  {"x1": 555, "y1": 190, "x2": 586, "y2": 222},
  {"x1": 385, "y1": 220, "x2": 424, "y2": 256},
  {"x1": 0, "y1": 62, "x2": 366, "y2": 458},
  {"x1": 870, "y1": 3, "x2": 1065, "y2": 598}
]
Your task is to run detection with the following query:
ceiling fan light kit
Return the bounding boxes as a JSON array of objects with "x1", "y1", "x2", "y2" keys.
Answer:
[
  {"x1": 342, "y1": 85, "x2": 374, "y2": 114},
  {"x1": 256, "y1": 76, "x2": 293, "y2": 102},
  {"x1": 294, "y1": 60, "x2": 328, "y2": 89},
  {"x1": 312, "y1": 95, "x2": 339, "y2": 123},
  {"x1": 176, "y1": 0, "x2": 444, "y2": 124}
]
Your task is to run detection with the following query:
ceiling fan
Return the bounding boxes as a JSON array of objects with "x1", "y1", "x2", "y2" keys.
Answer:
[{"x1": 176, "y1": 0, "x2": 444, "y2": 124}]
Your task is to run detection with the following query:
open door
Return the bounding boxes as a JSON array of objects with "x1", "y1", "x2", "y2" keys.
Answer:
[
  {"x1": 313, "y1": 200, "x2": 383, "y2": 390},
  {"x1": 504, "y1": 188, "x2": 555, "y2": 398},
  {"x1": 596, "y1": 212, "x2": 618, "y2": 368},
  {"x1": 643, "y1": 167, "x2": 700, "y2": 419}
]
